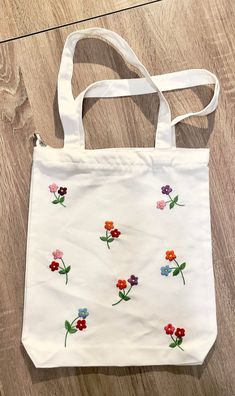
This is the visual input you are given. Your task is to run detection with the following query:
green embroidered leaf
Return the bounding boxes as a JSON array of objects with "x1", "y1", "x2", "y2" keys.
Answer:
[
  {"x1": 173, "y1": 268, "x2": 180, "y2": 276},
  {"x1": 59, "y1": 196, "x2": 65, "y2": 203},
  {"x1": 100, "y1": 236, "x2": 107, "y2": 241},
  {"x1": 180, "y1": 262, "x2": 186, "y2": 270},
  {"x1": 174, "y1": 195, "x2": 178, "y2": 203},
  {"x1": 52, "y1": 199, "x2": 59, "y2": 204},
  {"x1": 122, "y1": 294, "x2": 131, "y2": 301},
  {"x1": 65, "y1": 265, "x2": 71, "y2": 273},
  {"x1": 169, "y1": 342, "x2": 177, "y2": 348},
  {"x1": 169, "y1": 201, "x2": 175, "y2": 209},
  {"x1": 68, "y1": 327, "x2": 77, "y2": 334},
  {"x1": 65, "y1": 320, "x2": 71, "y2": 331},
  {"x1": 59, "y1": 269, "x2": 66, "y2": 274},
  {"x1": 107, "y1": 237, "x2": 114, "y2": 243},
  {"x1": 177, "y1": 338, "x2": 183, "y2": 346},
  {"x1": 119, "y1": 291, "x2": 125, "y2": 299}
]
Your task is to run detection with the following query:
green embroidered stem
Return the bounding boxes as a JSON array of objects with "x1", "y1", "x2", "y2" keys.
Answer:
[
  {"x1": 61, "y1": 258, "x2": 68, "y2": 285},
  {"x1": 112, "y1": 285, "x2": 132, "y2": 306},
  {"x1": 168, "y1": 194, "x2": 184, "y2": 207},
  {"x1": 54, "y1": 192, "x2": 66, "y2": 207},
  {"x1": 64, "y1": 316, "x2": 79, "y2": 347},
  {"x1": 170, "y1": 334, "x2": 184, "y2": 351},
  {"x1": 174, "y1": 259, "x2": 185, "y2": 285},
  {"x1": 106, "y1": 230, "x2": 110, "y2": 250}
]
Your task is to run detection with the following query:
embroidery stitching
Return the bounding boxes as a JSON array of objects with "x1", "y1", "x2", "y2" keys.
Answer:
[
  {"x1": 49, "y1": 183, "x2": 67, "y2": 207},
  {"x1": 100, "y1": 221, "x2": 121, "y2": 249},
  {"x1": 64, "y1": 308, "x2": 89, "y2": 347},
  {"x1": 160, "y1": 250, "x2": 186, "y2": 285},
  {"x1": 156, "y1": 185, "x2": 184, "y2": 210},
  {"x1": 49, "y1": 249, "x2": 71, "y2": 285},
  {"x1": 164, "y1": 323, "x2": 186, "y2": 351},
  {"x1": 112, "y1": 275, "x2": 138, "y2": 306}
]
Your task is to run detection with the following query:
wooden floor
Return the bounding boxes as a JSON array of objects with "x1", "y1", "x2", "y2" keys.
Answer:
[{"x1": 0, "y1": 0, "x2": 234, "y2": 395}]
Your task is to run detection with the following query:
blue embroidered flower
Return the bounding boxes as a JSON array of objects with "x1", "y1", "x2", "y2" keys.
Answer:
[
  {"x1": 160, "y1": 265, "x2": 172, "y2": 276},
  {"x1": 78, "y1": 308, "x2": 89, "y2": 319}
]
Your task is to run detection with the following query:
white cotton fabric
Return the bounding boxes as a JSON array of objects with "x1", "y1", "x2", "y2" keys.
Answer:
[{"x1": 21, "y1": 28, "x2": 219, "y2": 367}]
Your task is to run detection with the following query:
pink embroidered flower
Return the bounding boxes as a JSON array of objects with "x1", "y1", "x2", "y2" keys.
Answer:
[
  {"x1": 52, "y1": 249, "x2": 64, "y2": 259},
  {"x1": 49, "y1": 183, "x2": 59, "y2": 193},
  {"x1": 156, "y1": 200, "x2": 166, "y2": 210}
]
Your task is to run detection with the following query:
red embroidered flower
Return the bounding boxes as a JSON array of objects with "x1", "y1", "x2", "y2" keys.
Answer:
[
  {"x1": 105, "y1": 221, "x2": 114, "y2": 231},
  {"x1": 175, "y1": 328, "x2": 185, "y2": 338},
  {"x1": 58, "y1": 187, "x2": 67, "y2": 196},
  {"x1": 116, "y1": 279, "x2": 127, "y2": 290},
  {"x1": 111, "y1": 229, "x2": 121, "y2": 238},
  {"x1": 165, "y1": 250, "x2": 176, "y2": 261},
  {"x1": 49, "y1": 261, "x2": 59, "y2": 271},
  {"x1": 76, "y1": 319, "x2": 87, "y2": 331},
  {"x1": 164, "y1": 323, "x2": 175, "y2": 335}
]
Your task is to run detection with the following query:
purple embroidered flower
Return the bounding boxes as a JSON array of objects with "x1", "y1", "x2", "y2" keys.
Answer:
[
  {"x1": 161, "y1": 185, "x2": 172, "y2": 195},
  {"x1": 128, "y1": 274, "x2": 138, "y2": 286}
]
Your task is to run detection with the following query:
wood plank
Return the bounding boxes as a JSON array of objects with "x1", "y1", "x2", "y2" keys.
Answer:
[
  {"x1": 0, "y1": 0, "x2": 234, "y2": 394},
  {"x1": 0, "y1": 0, "x2": 156, "y2": 42}
]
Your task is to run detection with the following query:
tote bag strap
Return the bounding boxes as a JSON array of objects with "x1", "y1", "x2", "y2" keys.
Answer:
[
  {"x1": 57, "y1": 27, "x2": 172, "y2": 149},
  {"x1": 74, "y1": 68, "x2": 220, "y2": 147}
]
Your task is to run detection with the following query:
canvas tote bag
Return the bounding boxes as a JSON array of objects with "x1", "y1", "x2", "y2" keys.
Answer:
[{"x1": 21, "y1": 27, "x2": 220, "y2": 367}]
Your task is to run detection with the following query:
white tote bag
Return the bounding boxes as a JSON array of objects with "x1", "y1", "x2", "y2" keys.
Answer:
[{"x1": 21, "y1": 27, "x2": 220, "y2": 367}]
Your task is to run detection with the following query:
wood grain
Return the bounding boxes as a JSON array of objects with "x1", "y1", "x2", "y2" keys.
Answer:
[
  {"x1": 0, "y1": 0, "x2": 235, "y2": 394},
  {"x1": 0, "y1": 0, "x2": 156, "y2": 42}
]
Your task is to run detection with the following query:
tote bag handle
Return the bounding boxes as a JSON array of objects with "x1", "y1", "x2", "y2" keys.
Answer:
[
  {"x1": 57, "y1": 27, "x2": 172, "y2": 149},
  {"x1": 74, "y1": 68, "x2": 220, "y2": 147}
]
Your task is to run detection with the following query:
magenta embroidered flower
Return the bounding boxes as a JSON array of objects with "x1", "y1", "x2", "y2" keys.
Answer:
[
  {"x1": 156, "y1": 200, "x2": 166, "y2": 210},
  {"x1": 100, "y1": 221, "x2": 121, "y2": 249},
  {"x1": 112, "y1": 275, "x2": 139, "y2": 306},
  {"x1": 156, "y1": 185, "x2": 184, "y2": 210},
  {"x1": 49, "y1": 183, "x2": 67, "y2": 207},
  {"x1": 160, "y1": 250, "x2": 186, "y2": 285},
  {"x1": 50, "y1": 250, "x2": 70, "y2": 285},
  {"x1": 64, "y1": 308, "x2": 89, "y2": 347},
  {"x1": 164, "y1": 323, "x2": 186, "y2": 351},
  {"x1": 53, "y1": 249, "x2": 64, "y2": 259},
  {"x1": 49, "y1": 183, "x2": 59, "y2": 193}
]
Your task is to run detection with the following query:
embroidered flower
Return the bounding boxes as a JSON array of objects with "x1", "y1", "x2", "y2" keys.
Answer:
[
  {"x1": 78, "y1": 308, "x2": 89, "y2": 319},
  {"x1": 165, "y1": 250, "x2": 176, "y2": 261},
  {"x1": 50, "y1": 250, "x2": 71, "y2": 285},
  {"x1": 76, "y1": 319, "x2": 87, "y2": 331},
  {"x1": 112, "y1": 275, "x2": 139, "y2": 306},
  {"x1": 156, "y1": 185, "x2": 184, "y2": 210},
  {"x1": 161, "y1": 250, "x2": 186, "y2": 285},
  {"x1": 58, "y1": 187, "x2": 67, "y2": 196},
  {"x1": 160, "y1": 265, "x2": 172, "y2": 276},
  {"x1": 100, "y1": 221, "x2": 122, "y2": 249},
  {"x1": 49, "y1": 261, "x2": 59, "y2": 271},
  {"x1": 49, "y1": 183, "x2": 59, "y2": 193},
  {"x1": 164, "y1": 323, "x2": 175, "y2": 335},
  {"x1": 53, "y1": 249, "x2": 64, "y2": 259},
  {"x1": 105, "y1": 221, "x2": 114, "y2": 231},
  {"x1": 111, "y1": 229, "x2": 121, "y2": 238},
  {"x1": 64, "y1": 308, "x2": 89, "y2": 347},
  {"x1": 49, "y1": 183, "x2": 67, "y2": 207},
  {"x1": 156, "y1": 200, "x2": 166, "y2": 210},
  {"x1": 128, "y1": 275, "x2": 138, "y2": 286},
  {"x1": 116, "y1": 279, "x2": 127, "y2": 290},
  {"x1": 161, "y1": 185, "x2": 172, "y2": 195},
  {"x1": 175, "y1": 328, "x2": 185, "y2": 338},
  {"x1": 164, "y1": 323, "x2": 185, "y2": 351}
]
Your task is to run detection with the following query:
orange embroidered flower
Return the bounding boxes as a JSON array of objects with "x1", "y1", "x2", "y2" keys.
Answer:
[
  {"x1": 116, "y1": 279, "x2": 127, "y2": 290},
  {"x1": 165, "y1": 250, "x2": 176, "y2": 261},
  {"x1": 105, "y1": 221, "x2": 114, "y2": 231}
]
